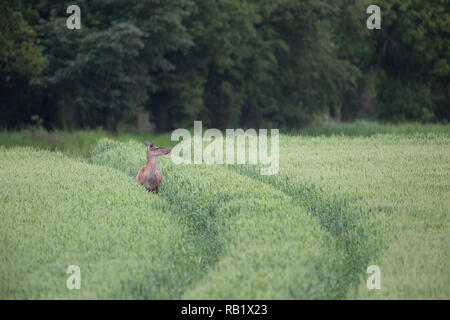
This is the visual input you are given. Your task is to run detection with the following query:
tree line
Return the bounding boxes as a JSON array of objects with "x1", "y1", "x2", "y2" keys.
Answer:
[{"x1": 0, "y1": 0, "x2": 448, "y2": 131}]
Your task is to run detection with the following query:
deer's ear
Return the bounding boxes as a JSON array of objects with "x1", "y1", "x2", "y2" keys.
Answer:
[
  {"x1": 145, "y1": 140, "x2": 150, "y2": 147},
  {"x1": 150, "y1": 142, "x2": 154, "y2": 147}
]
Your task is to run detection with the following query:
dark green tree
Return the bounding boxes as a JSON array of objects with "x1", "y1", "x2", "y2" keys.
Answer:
[
  {"x1": 373, "y1": 0, "x2": 449, "y2": 121},
  {"x1": 0, "y1": 0, "x2": 47, "y2": 128}
]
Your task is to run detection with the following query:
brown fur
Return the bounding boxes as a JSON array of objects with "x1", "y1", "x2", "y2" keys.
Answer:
[{"x1": 136, "y1": 141, "x2": 171, "y2": 194}]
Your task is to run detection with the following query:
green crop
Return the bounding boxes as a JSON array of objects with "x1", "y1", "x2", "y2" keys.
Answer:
[
  {"x1": 1, "y1": 127, "x2": 449, "y2": 299},
  {"x1": 0, "y1": 147, "x2": 199, "y2": 299}
]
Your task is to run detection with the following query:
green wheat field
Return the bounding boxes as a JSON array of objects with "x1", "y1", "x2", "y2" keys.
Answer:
[{"x1": 0, "y1": 122, "x2": 449, "y2": 299}]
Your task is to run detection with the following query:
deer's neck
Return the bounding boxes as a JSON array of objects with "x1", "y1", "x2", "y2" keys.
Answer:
[{"x1": 147, "y1": 150, "x2": 158, "y2": 172}]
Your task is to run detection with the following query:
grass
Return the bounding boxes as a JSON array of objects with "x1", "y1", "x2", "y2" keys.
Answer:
[
  {"x1": 1, "y1": 121, "x2": 448, "y2": 157},
  {"x1": 0, "y1": 147, "x2": 186, "y2": 298},
  {"x1": 0, "y1": 128, "x2": 174, "y2": 157},
  {"x1": 90, "y1": 140, "x2": 350, "y2": 299},
  {"x1": 294, "y1": 120, "x2": 450, "y2": 137},
  {"x1": 0, "y1": 147, "x2": 246, "y2": 299},
  {"x1": 233, "y1": 133, "x2": 450, "y2": 299},
  {"x1": 0, "y1": 121, "x2": 449, "y2": 299}
]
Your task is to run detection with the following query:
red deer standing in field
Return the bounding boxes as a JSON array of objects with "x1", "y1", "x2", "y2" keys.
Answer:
[{"x1": 136, "y1": 141, "x2": 171, "y2": 194}]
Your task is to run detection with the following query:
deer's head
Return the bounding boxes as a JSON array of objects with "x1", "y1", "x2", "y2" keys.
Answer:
[{"x1": 145, "y1": 140, "x2": 171, "y2": 157}]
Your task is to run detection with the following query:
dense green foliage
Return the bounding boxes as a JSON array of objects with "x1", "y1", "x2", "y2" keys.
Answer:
[
  {"x1": 0, "y1": 0, "x2": 48, "y2": 127},
  {"x1": 0, "y1": 0, "x2": 448, "y2": 130},
  {"x1": 1, "y1": 125, "x2": 448, "y2": 299},
  {"x1": 373, "y1": 1, "x2": 450, "y2": 122}
]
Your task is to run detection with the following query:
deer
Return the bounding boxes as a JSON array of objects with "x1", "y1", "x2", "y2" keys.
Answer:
[{"x1": 136, "y1": 141, "x2": 171, "y2": 194}]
